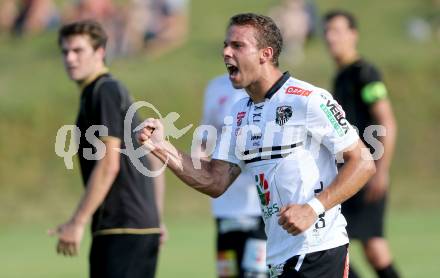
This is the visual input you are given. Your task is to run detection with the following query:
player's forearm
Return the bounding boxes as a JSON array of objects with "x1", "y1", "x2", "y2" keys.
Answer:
[
  {"x1": 70, "y1": 160, "x2": 119, "y2": 224},
  {"x1": 317, "y1": 140, "x2": 376, "y2": 210},
  {"x1": 376, "y1": 116, "x2": 397, "y2": 172},
  {"x1": 151, "y1": 141, "x2": 229, "y2": 198}
]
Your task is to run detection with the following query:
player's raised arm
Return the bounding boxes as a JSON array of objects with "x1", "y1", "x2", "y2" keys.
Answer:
[{"x1": 137, "y1": 118, "x2": 241, "y2": 198}]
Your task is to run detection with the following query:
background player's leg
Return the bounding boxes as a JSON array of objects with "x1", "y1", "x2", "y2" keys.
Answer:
[
  {"x1": 241, "y1": 238, "x2": 267, "y2": 278},
  {"x1": 89, "y1": 237, "x2": 105, "y2": 278},
  {"x1": 216, "y1": 229, "x2": 242, "y2": 278},
  {"x1": 89, "y1": 234, "x2": 159, "y2": 278},
  {"x1": 362, "y1": 238, "x2": 400, "y2": 278},
  {"x1": 241, "y1": 218, "x2": 268, "y2": 278},
  {"x1": 125, "y1": 234, "x2": 160, "y2": 278}
]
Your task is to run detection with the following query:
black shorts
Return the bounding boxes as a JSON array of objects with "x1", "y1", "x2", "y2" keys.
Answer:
[
  {"x1": 342, "y1": 186, "x2": 387, "y2": 241},
  {"x1": 270, "y1": 244, "x2": 349, "y2": 278},
  {"x1": 89, "y1": 233, "x2": 159, "y2": 278},
  {"x1": 216, "y1": 217, "x2": 268, "y2": 278}
]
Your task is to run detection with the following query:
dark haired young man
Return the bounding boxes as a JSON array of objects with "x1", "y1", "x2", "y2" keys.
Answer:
[
  {"x1": 324, "y1": 10, "x2": 399, "y2": 278},
  {"x1": 50, "y1": 20, "x2": 165, "y2": 278},
  {"x1": 138, "y1": 13, "x2": 375, "y2": 277}
]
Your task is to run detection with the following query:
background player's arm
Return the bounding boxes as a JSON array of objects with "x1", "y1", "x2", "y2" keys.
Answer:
[
  {"x1": 149, "y1": 155, "x2": 168, "y2": 245},
  {"x1": 138, "y1": 119, "x2": 240, "y2": 198},
  {"x1": 366, "y1": 99, "x2": 397, "y2": 201},
  {"x1": 49, "y1": 137, "x2": 121, "y2": 256},
  {"x1": 360, "y1": 68, "x2": 397, "y2": 201}
]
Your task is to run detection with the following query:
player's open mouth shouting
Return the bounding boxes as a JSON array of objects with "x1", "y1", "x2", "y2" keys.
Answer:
[{"x1": 225, "y1": 62, "x2": 239, "y2": 80}]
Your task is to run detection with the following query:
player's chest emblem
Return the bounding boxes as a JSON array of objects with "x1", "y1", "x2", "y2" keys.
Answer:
[
  {"x1": 275, "y1": 106, "x2": 293, "y2": 126},
  {"x1": 236, "y1": 111, "x2": 246, "y2": 126}
]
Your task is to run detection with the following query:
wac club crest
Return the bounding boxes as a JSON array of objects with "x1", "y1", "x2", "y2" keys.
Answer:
[{"x1": 275, "y1": 106, "x2": 293, "y2": 126}]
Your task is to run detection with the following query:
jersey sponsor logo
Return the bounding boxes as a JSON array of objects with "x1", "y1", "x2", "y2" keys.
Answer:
[
  {"x1": 252, "y1": 113, "x2": 262, "y2": 123},
  {"x1": 285, "y1": 86, "x2": 312, "y2": 96},
  {"x1": 251, "y1": 133, "x2": 262, "y2": 147},
  {"x1": 319, "y1": 100, "x2": 349, "y2": 136},
  {"x1": 256, "y1": 173, "x2": 270, "y2": 206},
  {"x1": 253, "y1": 104, "x2": 264, "y2": 123},
  {"x1": 269, "y1": 263, "x2": 285, "y2": 277},
  {"x1": 236, "y1": 112, "x2": 246, "y2": 126},
  {"x1": 275, "y1": 106, "x2": 293, "y2": 126},
  {"x1": 255, "y1": 173, "x2": 280, "y2": 219},
  {"x1": 251, "y1": 133, "x2": 262, "y2": 141}
]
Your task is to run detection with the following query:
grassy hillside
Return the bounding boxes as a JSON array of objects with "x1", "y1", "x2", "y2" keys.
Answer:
[
  {"x1": 0, "y1": 0, "x2": 439, "y2": 276},
  {"x1": 1, "y1": 0, "x2": 438, "y2": 222}
]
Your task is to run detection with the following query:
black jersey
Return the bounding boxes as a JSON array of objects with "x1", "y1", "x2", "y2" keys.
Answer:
[
  {"x1": 333, "y1": 60, "x2": 389, "y2": 240},
  {"x1": 76, "y1": 73, "x2": 159, "y2": 234},
  {"x1": 332, "y1": 59, "x2": 388, "y2": 146}
]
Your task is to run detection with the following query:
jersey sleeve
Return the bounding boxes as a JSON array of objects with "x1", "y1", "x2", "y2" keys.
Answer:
[
  {"x1": 359, "y1": 64, "x2": 388, "y2": 105},
  {"x1": 93, "y1": 81, "x2": 124, "y2": 140},
  {"x1": 306, "y1": 90, "x2": 359, "y2": 154}
]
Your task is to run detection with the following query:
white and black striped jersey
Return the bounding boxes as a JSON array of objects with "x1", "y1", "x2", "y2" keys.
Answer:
[{"x1": 213, "y1": 72, "x2": 359, "y2": 266}]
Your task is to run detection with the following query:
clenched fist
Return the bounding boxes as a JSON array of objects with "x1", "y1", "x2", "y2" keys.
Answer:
[
  {"x1": 136, "y1": 118, "x2": 165, "y2": 151},
  {"x1": 277, "y1": 204, "x2": 318, "y2": 235}
]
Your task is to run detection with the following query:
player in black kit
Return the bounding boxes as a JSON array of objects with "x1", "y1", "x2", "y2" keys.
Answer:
[
  {"x1": 324, "y1": 10, "x2": 400, "y2": 278},
  {"x1": 50, "y1": 20, "x2": 166, "y2": 278}
]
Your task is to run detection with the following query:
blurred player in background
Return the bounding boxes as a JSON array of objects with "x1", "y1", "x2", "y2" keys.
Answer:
[
  {"x1": 198, "y1": 74, "x2": 268, "y2": 278},
  {"x1": 142, "y1": 0, "x2": 189, "y2": 57},
  {"x1": 324, "y1": 10, "x2": 400, "y2": 278},
  {"x1": 0, "y1": 0, "x2": 59, "y2": 36},
  {"x1": 269, "y1": 0, "x2": 312, "y2": 66},
  {"x1": 49, "y1": 20, "x2": 165, "y2": 278}
]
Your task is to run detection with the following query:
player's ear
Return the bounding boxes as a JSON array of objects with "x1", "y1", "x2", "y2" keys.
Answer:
[
  {"x1": 260, "y1": 47, "x2": 274, "y2": 64},
  {"x1": 95, "y1": 46, "x2": 106, "y2": 62}
]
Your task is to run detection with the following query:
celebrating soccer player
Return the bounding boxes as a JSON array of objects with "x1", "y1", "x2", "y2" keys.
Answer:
[{"x1": 137, "y1": 13, "x2": 375, "y2": 277}]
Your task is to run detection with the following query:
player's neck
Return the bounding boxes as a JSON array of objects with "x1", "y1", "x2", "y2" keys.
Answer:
[
  {"x1": 78, "y1": 65, "x2": 109, "y2": 90},
  {"x1": 336, "y1": 50, "x2": 359, "y2": 68},
  {"x1": 246, "y1": 68, "x2": 283, "y2": 104}
]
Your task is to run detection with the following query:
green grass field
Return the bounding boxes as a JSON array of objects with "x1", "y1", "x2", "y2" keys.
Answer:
[
  {"x1": 1, "y1": 209, "x2": 439, "y2": 277},
  {"x1": 1, "y1": 0, "x2": 439, "y2": 277}
]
